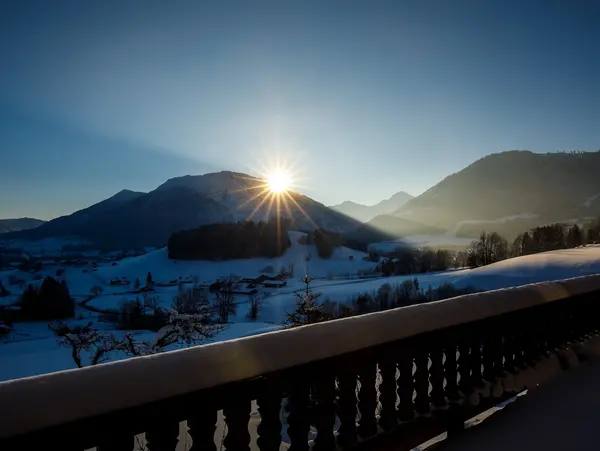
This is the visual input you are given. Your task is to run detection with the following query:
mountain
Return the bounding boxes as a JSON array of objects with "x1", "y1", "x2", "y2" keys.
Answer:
[
  {"x1": 13, "y1": 189, "x2": 147, "y2": 240},
  {"x1": 8, "y1": 172, "x2": 389, "y2": 249},
  {"x1": 0, "y1": 218, "x2": 45, "y2": 234},
  {"x1": 330, "y1": 191, "x2": 414, "y2": 222},
  {"x1": 393, "y1": 150, "x2": 600, "y2": 239}
]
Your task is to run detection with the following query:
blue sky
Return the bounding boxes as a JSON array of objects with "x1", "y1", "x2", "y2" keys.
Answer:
[{"x1": 1, "y1": 0, "x2": 598, "y2": 220}]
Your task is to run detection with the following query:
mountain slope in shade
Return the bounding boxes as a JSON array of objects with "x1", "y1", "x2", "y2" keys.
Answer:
[
  {"x1": 8, "y1": 172, "x2": 390, "y2": 249},
  {"x1": 15, "y1": 189, "x2": 147, "y2": 240},
  {"x1": 0, "y1": 218, "x2": 46, "y2": 234},
  {"x1": 393, "y1": 150, "x2": 600, "y2": 239},
  {"x1": 330, "y1": 191, "x2": 414, "y2": 222}
]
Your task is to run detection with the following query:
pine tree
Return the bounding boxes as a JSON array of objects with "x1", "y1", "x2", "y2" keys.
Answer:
[
  {"x1": 146, "y1": 272, "x2": 153, "y2": 287},
  {"x1": 521, "y1": 232, "x2": 532, "y2": 255},
  {"x1": 286, "y1": 275, "x2": 327, "y2": 327}
]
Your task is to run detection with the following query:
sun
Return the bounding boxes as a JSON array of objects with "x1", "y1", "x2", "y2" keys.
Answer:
[{"x1": 267, "y1": 171, "x2": 292, "y2": 194}]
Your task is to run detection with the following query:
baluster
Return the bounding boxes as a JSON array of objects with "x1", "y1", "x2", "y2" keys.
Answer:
[
  {"x1": 481, "y1": 333, "x2": 491, "y2": 378},
  {"x1": 503, "y1": 328, "x2": 516, "y2": 373},
  {"x1": 357, "y1": 358, "x2": 378, "y2": 439},
  {"x1": 378, "y1": 353, "x2": 398, "y2": 431},
  {"x1": 487, "y1": 329, "x2": 505, "y2": 397},
  {"x1": 443, "y1": 342, "x2": 460, "y2": 403},
  {"x1": 223, "y1": 400, "x2": 251, "y2": 451},
  {"x1": 413, "y1": 350, "x2": 430, "y2": 415},
  {"x1": 429, "y1": 346, "x2": 446, "y2": 408},
  {"x1": 336, "y1": 367, "x2": 358, "y2": 446},
  {"x1": 313, "y1": 368, "x2": 336, "y2": 451},
  {"x1": 188, "y1": 409, "x2": 217, "y2": 451},
  {"x1": 513, "y1": 318, "x2": 527, "y2": 368},
  {"x1": 287, "y1": 382, "x2": 311, "y2": 451},
  {"x1": 493, "y1": 330, "x2": 505, "y2": 376},
  {"x1": 257, "y1": 391, "x2": 282, "y2": 451},
  {"x1": 397, "y1": 350, "x2": 414, "y2": 422},
  {"x1": 469, "y1": 335, "x2": 483, "y2": 391},
  {"x1": 457, "y1": 339, "x2": 471, "y2": 398},
  {"x1": 146, "y1": 420, "x2": 180, "y2": 451}
]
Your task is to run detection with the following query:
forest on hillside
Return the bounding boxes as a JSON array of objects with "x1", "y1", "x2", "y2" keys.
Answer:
[{"x1": 168, "y1": 219, "x2": 292, "y2": 260}]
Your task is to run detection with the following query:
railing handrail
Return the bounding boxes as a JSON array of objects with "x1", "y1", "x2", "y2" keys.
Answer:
[{"x1": 1, "y1": 274, "x2": 600, "y2": 438}]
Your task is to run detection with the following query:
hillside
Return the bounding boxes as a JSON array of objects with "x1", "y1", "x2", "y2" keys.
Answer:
[
  {"x1": 330, "y1": 191, "x2": 414, "y2": 222},
  {"x1": 6, "y1": 172, "x2": 387, "y2": 249},
  {"x1": 393, "y1": 151, "x2": 600, "y2": 238},
  {"x1": 0, "y1": 218, "x2": 45, "y2": 234}
]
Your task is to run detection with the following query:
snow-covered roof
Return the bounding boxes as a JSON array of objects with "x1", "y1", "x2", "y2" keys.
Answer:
[{"x1": 2, "y1": 273, "x2": 599, "y2": 438}]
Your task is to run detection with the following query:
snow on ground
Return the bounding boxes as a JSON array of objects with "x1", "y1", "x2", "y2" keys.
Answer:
[
  {"x1": 2, "y1": 240, "x2": 600, "y2": 383},
  {"x1": 453, "y1": 245, "x2": 600, "y2": 291},
  {"x1": 94, "y1": 231, "x2": 373, "y2": 285}
]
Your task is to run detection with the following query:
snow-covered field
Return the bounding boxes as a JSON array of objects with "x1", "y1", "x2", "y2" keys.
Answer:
[{"x1": 2, "y1": 232, "x2": 600, "y2": 383}]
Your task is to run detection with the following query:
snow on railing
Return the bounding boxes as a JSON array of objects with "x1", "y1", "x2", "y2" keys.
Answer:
[{"x1": 2, "y1": 274, "x2": 600, "y2": 450}]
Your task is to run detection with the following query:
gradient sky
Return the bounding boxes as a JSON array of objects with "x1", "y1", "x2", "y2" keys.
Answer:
[{"x1": 1, "y1": 0, "x2": 599, "y2": 220}]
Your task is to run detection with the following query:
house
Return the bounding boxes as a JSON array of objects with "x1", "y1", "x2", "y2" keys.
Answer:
[{"x1": 263, "y1": 280, "x2": 287, "y2": 288}]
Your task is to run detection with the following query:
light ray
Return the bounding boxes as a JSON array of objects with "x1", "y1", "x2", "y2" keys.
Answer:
[
  {"x1": 282, "y1": 191, "x2": 319, "y2": 230},
  {"x1": 246, "y1": 191, "x2": 274, "y2": 221}
]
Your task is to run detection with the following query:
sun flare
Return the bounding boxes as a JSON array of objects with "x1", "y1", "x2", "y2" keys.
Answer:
[{"x1": 267, "y1": 171, "x2": 292, "y2": 194}]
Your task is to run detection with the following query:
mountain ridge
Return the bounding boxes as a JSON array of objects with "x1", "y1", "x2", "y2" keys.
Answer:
[
  {"x1": 0, "y1": 218, "x2": 46, "y2": 234},
  {"x1": 330, "y1": 191, "x2": 414, "y2": 222},
  {"x1": 4, "y1": 172, "x2": 390, "y2": 249},
  {"x1": 393, "y1": 150, "x2": 600, "y2": 238}
]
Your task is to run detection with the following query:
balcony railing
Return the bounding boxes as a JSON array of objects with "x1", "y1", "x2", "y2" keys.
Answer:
[{"x1": 2, "y1": 275, "x2": 600, "y2": 450}]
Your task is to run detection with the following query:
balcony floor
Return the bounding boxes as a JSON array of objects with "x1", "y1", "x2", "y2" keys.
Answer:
[{"x1": 438, "y1": 358, "x2": 600, "y2": 450}]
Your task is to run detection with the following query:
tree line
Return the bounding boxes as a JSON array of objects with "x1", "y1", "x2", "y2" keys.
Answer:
[
  {"x1": 17, "y1": 276, "x2": 74, "y2": 321},
  {"x1": 168, "y1": 218, "x2": 292, "y2": 260},
  {"x1": 286, "y1": 276, "x2": 478, "y2": 327},
  {"x1": 376, "y1": 248, "x2": 452, "y2": 276},
  {"x1": 464, "y1": 220, "x2": 597, "y2": 269}
]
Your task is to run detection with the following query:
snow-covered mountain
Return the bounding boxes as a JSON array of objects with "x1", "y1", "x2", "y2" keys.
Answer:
[
  {"x1": 0, "y1": 218, "x2": 45, "y2": 234},
  {"x1": 393, "y1": 151, "x2": 600, "y2": 239},
  {"x1": 7, "y1": 172, "x2": 386, "y2": 249},
  {"x1": 330, "y1": 191, "x2": 413, "y2": 223}
]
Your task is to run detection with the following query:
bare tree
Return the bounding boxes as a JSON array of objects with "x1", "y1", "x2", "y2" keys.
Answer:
[
  {"x1": 215, "y1": 289, "x2": 236, "y2": 324},
  {"x1": 49, "y1": 289, "x2": 222, "y2": 368},
  {"x1": 115, "y1": 310, "x2": 222, "y2": 356},
  {"x1": 247, "y1": 293, "x2": 263, "y2": 320},
  {"x1": 48, "y1": 321, "x2": 117, "y2": 368},
  {"x1": 173, "y1": 283, "x2": 209, "y2": 314}
]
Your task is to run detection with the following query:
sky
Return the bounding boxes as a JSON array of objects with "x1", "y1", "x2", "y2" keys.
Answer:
[{"x1": 1, "y1": 0, "x2": 599, "y2": 220}]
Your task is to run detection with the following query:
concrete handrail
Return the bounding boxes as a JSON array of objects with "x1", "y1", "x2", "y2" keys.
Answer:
[{"x1": 1, "y1": 274, "x2": 600, "y2": 438}]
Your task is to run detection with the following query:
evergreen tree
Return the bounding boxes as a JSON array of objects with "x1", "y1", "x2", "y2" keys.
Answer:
[
  {"x1": 521, "y1": 232, "x2": 532, "y2": 255},
  {"x1": 567, "y1": 224, "x2": 583, "y2": 248},
  {"x1": 286, "y1": 275, "x2": 327, "y2": 326}
]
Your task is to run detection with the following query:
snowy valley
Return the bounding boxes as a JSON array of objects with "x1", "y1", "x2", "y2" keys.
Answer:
[{"x1": 2, "y1": 228, "x2": 600, "y2": 382}]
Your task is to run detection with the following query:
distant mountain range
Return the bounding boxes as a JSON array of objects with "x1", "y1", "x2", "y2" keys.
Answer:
[
  {"x1": 0, "y1": 218, "x2": 46, "y2": 234},
  {"x1": 4, "y1": 172, "x2": 389, "y2": 249},
  {"x1": 4, "y1": 150, "x2": 600, "y2": 250},
  {"x1": 389, "y1": 150, "x2": 600, "y2": 238},
  {"x1": 330, "y1": 191, "x2": 413, "y2": 222}
]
